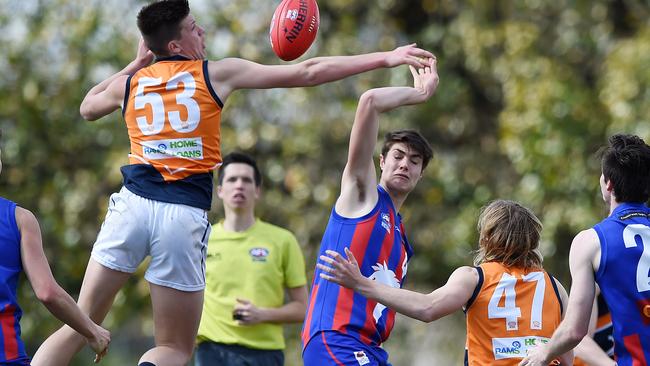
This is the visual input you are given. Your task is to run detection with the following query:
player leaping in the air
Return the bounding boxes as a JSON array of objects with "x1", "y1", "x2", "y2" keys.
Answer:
[
  {"x1": 317, "y1": 200, "x2": 572, "y2": 366},
  {"x1": 31, "y1": 1, "x2": 434, "y2": 366},
  {"x1": 301, "y1": 58, "x2": 438, "y2": 365}
]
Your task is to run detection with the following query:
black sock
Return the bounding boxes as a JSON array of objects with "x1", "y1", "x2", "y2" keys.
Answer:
[{"x1": 138, "y1": 363, "x2": 156, "y2": 366}]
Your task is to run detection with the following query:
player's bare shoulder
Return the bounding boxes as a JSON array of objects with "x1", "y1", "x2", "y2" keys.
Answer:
[
  {"x1": 571, "y1": 228, "x2": 601, "y2": 269},
  {"x1": 14, "y1": 206, "x2": 36, "y2": 229}
]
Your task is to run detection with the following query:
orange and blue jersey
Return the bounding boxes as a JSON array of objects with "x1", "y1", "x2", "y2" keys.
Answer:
[
  {"x1": 594, "y1": 202, "x2": 650, "y2": 366},
  {"x1": 0, "y1": 198, "x2": 29, "y2": 365},
  {"x1": 464, "y1": 262, "x2": 563, "y2": 365},
  {"x1": 122, "y1": 56, "x2": 223, "y2": 209},
  {"x1": 302, "y1": 185, "x2": 413, "y2": 350}
]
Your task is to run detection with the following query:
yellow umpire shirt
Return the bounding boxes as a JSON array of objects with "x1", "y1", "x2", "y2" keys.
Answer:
[{"x1": 197, "y1": 219, "x2": 307, "y2": 350}]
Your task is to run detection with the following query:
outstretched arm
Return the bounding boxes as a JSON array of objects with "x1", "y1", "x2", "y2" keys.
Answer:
[
  {"x1": 336, "y1": 58, "x2": 439, "y2": 216},
  {"x1": 519, "y1": 229, "x2": 600, "y2": 366},
  {"x1": 318, "y1": 248, "x2": 475, "y2": 323},
  {"x1": 79, "y1": 39, "x2": 154, "y2": 121},
  {"x1": 16, "y1": 207, "x2": 110, "y2": 363},
  {"x1": 209, "y1": 44, "x2": 435, "y2": 102}
]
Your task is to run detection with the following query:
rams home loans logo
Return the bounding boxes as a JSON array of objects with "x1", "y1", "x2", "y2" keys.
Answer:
[
  {"x1": 249, "y1": 247, "x2": 270, "y2": 262},
  {"x1": 492, "y1": 336, "x2": 550, "y2": 360}
]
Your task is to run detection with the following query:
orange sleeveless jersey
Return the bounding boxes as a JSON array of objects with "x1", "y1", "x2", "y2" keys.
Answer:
[
  {"x1": 465, "y1": 262, "x2": 563, "y2": 365},
  {"x1": 123, "y1": 57, "x2": 223, "y2": 182}
]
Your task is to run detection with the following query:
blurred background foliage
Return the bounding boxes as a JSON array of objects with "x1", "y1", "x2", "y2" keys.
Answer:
[{"x1": 1, "y1": 0, "x2": 649, "y2": 364}]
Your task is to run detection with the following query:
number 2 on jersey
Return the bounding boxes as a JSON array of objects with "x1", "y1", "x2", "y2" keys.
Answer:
[
  {"x1": 134, "y1": 72, "x2": 201, "y2": 135},
  {"x1": 487, "y1": 272, "x2": 546, "y2": 331},
  {"x1": 623, "y1": 224, "x2": 650, "y2": 292}
]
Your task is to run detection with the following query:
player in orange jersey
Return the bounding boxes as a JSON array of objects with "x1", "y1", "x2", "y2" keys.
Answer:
[
  {"x1": 318, "y1": 199, "x2": 572, "y2": 365},
  {"x1": 31, "y1": 1, "x2": 434, "y2": 366}
]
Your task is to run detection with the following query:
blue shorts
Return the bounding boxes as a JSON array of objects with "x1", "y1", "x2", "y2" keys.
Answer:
[{"x1": 303, "y1": 331, "x2": 391, "y2": 366}]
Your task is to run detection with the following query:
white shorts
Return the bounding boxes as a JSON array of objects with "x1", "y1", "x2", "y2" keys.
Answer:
[{"x1": 91, "y1": 187, "x2": 211, "y2": 292}]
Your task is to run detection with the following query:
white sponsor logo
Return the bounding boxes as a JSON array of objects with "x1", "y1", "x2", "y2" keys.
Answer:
[
  {"x1": 369, "y1": 262, "x2": 400, "y2": 323},
  {"x1": 381, "y1": 213, "x2": 391, "y2": 233},
  {"x1": 353, "y1": 350, "x2": 370, "y2": 365},
  {"x1": 286, "y1": 9, "x2": 298, "y2": 21},
  {"x1": 141, "y1": 138, "x2": 203, "y2": 160},
  {"x1": 492, "y1": 336, "x2": 550, "y2": 360}
]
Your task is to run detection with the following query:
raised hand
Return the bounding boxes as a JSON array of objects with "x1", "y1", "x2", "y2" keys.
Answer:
[
  {"x1": 317, "y1": 248, "x2": 366, "y2": 291},
  {"x1": 409, "y1": 57, "x2": 439, "y2": 100},
  {"x1": 385, "y1": 43, "x2": 435, "y2": 68},
  {"x1": 134, "y1": 38, "x2": 154, "y2": 69}
]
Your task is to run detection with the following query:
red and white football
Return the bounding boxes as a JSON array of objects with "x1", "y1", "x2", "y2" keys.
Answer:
[{"x1": 269, "y1": 0, "x2": 320, "y2": 61}]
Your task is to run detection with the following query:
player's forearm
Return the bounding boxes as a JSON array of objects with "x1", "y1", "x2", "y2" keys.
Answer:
[
  {"x1": 40, "y1": 286, "x2": 96, "y2": 339},
  {"x1": 361, "y1": 87, "x2": 429, "y2": 114},
  {"x1": 84, "y1": 59, "x2": 146, "y2": 99},
  {"x1": 355, "y1": 279, "x2": 434, "y2": 322},
  {"x1": 540, "y1": 324, "x2": 587, "y2": 364},
  {"x1": 298, "y1": 52, "x2": 388, "y2": 86},
  {"x1": 574, "y1": 337, "x2": 615, "y2": 366},
  {"x1": 259, "y1": 301, "x2": 307, "y2": 324}
]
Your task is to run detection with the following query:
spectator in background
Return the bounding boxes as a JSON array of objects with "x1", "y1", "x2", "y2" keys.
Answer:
[{"x1": 195, "y1": 152, "x2": 308, "y2": 366}]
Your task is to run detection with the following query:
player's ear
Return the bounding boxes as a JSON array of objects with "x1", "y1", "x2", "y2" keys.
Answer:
[
  {"x1": 254, "y1": 186, "x2": 261, "y2": 200},
  {"x1": 379, "y1": 154, "x2": 385, "y2": 171},
  {"x1": 216, "y1": 185, "x2": 224, "y2": 199},
  {"x1": 168, "y1": 39, "x2": 182, "y2": 55}
]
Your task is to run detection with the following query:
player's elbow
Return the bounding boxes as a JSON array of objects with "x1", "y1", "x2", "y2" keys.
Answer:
[
  {"x1": 358, "y1": 90, "x2": 378, "y2": 111},
  {"x1": 566, "y1": 326, "x2": 589, "y2": 346},
  {"x1": 416, "y1": 310, "x2": 435, "y2": 323},
  {"x1": 79, "y1": 104, "x2": 99, "y2": 121},
  {"x1": 34, "y1": 283, "x2": 63, "y2": 306},
  {"x1": 414, "y1": 302, "x2": 440, "y2": 323},
  {"x1": 298, "y1": 59, "x2": 326, "y2": 86}
]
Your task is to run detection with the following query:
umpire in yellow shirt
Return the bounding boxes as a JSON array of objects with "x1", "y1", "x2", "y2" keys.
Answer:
[{"x1": 196, "y1": 152, "x2": 308, "y2": 366}]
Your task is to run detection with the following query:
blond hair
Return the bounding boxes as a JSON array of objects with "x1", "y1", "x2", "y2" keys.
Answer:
[{"x1": 474, "y1": 200, "x2": 543, "y2": 269}]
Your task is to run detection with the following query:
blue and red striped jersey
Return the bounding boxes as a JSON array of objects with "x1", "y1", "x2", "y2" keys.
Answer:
[
  {"x1": 302, "y1": 185, "x2": 413, "y2": 348},
  {"x1": 0, "y1": 197, "x2": 28, "y2": 364},
  {"x1": 594, "y1": 202, "x2": 650, "y2": 366}
]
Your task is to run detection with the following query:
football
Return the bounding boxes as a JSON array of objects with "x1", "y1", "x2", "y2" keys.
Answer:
[{"x1": 269, "y1": 0, "x2": 320, "y2": 61}]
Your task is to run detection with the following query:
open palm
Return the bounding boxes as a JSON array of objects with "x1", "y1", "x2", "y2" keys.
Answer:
[{"x1": 409, "y1": 57, "x2": 439, "y2": 98}]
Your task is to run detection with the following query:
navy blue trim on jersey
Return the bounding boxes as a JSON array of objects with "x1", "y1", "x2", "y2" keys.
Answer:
[
  {"x1": 464, "y1": 266, "x2": 484, "y2": 312},
  {"x1": 203, "y1": 60, "x2": 223, "y2": 108},
  {"x1": 464, "y1": 348, "x2": 469, "y2": 366},
  {"x1": 155, "y1": 55, "x2": 191, "y2": 63},
  {"x1": 548, "y1": 273, "x2": 563, "y2": 314},
  {"x1": 122, "y1": 74, "x2": 133, "y2": 118},
  {"x1": 121, "y1": 164, "x2": 213, "y2": 210}
]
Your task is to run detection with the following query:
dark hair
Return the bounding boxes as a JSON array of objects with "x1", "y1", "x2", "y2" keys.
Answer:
[
  {"x1": 218, "y1": 152, "x2": 262, "y2": 187},
  {"x1": 380, "y1": 129, "x2": 433, "y2": 170},
  {"x1": 600, "y1": 134, "x2": 650, "y2": 203},
  {"x1": 137, "y1": 0, "x2": 190, "y2": 57}
]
